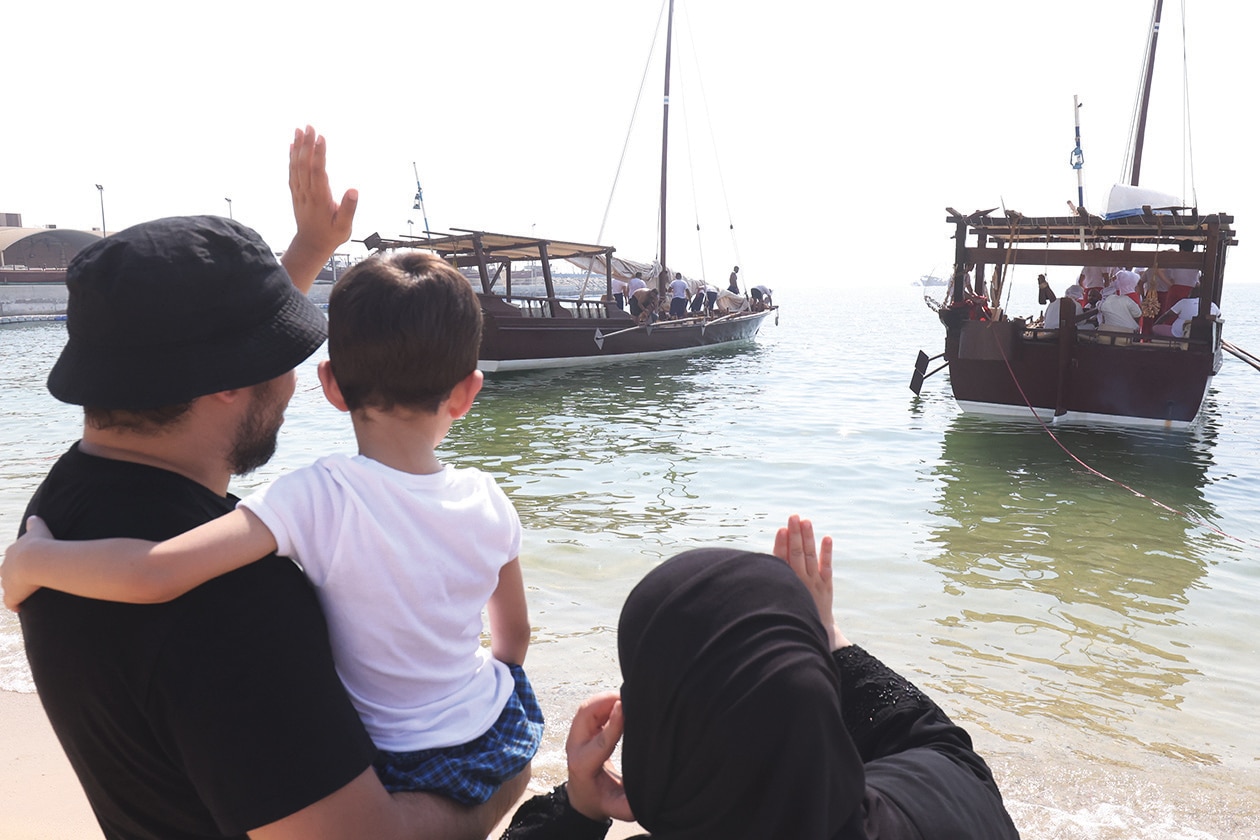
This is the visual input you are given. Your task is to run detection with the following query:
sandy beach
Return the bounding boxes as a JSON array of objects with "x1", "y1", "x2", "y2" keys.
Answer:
[
  {"x1": 0, "y1": 690, "x2": 99, "y2": 840},
  {"x1": 0, "y1": 688, "x2": 640, "y2": 840}
]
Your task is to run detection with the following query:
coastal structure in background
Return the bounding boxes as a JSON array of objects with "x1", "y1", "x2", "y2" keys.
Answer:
[
  {"x1": 1, "y1": 213, "x2": 347, "y2": 321},
  {"x1": 0, "y1": 213, "x2": 100, "y2": 319}
]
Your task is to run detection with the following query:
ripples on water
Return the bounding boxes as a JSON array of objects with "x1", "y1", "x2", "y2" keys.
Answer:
[{"x1": 2, "y1": 284, "x2": 1259, "y2": 838}]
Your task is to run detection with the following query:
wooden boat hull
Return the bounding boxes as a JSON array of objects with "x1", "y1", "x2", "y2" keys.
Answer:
[
  {"x1": 944, "y1": 318, "x2": 1219, "y2": 429},
  {"x1": 479, "y1": 308, "x2": 771, "y2": 372}
]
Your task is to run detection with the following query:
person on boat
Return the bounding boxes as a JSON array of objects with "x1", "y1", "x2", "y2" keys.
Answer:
[
  {"x1": 668, "y1": 272, "x2": 690, "y2": 319},
  {"x1": 1078, "y1": 289, "x2": 1103, "y2": 330},
  {"x1": 1043, "y1": 284, "x2": 1084, "y2": 330},
  {"x1": 687, "y1": 282, "x2": 709, "y2": 315},
  {"x1": 611, "y1": 275, "x2": 629, "y2": 311},
  {"x1": 628, "y1": 287, "x2": 659, "y2": 323},
  {"x1": 1078, "y1": 247, "x2": 1115, "y2": 296},
  {"x1": 750, "y1": 284, "x2": 773, "y2": 310},
  {"x1": 0, "y1": 127, "x2": 523, "y2": 840},
  {"x1": 4, "y1": 249, "x2": 543, "y2": 815},
  {"x1": 727, "y1": 265, "x2": 740, "y2": 294},
  {"x1": 1151, "y1": 285, "x2": 1220, "y2": 338},
  {"x1": 946, "y1": 264, "x2": 976, "y2": 304},
  {"x1": 499, "y1": 516, "x2": 1021, "y2": 840},
  {"x1": 1036, "y1": 274, "x2": 1057, "y2": 305},
  {"x1": 1113, "y1": 269, "x2": 1141, "y2": 305},
  {"x1": 1098, "y1": 282, "x2": 1142, "y2": 334},
  {"x1": 1159, "y1": 240, "x2": 1201, "y2": 313},
  {"x1": 627, "y1": 271, "x2": 647, "y2": 298}
]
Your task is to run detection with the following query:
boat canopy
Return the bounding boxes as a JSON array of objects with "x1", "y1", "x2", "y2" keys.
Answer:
[
  {"x1": 945, "y1": 207, "x2": 1237, "y2": 312},
  {"x1": 361, "y1": 228, "x2": 708, "y2": 294},
  {"x1": 944, "y1": 208, "x2": 1236, "y2": 261},
  {"x1": 363, "y1": 229, "x2": 614, "y2": 267}
]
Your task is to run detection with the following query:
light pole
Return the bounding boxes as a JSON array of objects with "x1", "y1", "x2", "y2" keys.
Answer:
[
  {"x1": 95, "y1": 184, "x2": 106, "y2": 236},
  {"x1": 407, "y1": 219, "x2": 414, "y2": 236},
  {"x1": 225, "y1": 197, "x2": 233, "y2": 219}
]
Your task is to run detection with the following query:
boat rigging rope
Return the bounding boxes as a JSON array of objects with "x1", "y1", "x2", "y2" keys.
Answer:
[
  {"x1": 679, "y1": 7, "x2": 743, "y2": 281},
  {"x1": 576, "y1": 0, "x2": 667, "y2": 301},
  {"x1": 1119, "y1": 1, "x2": 1162, "y2": 184},
  {"x1": 676, "y1": 64, "x2": 708, "y2": 283},
  {"x1": 1177, "y1": 0, "x2": 1198, "y2": 207},
  {"x1": 989, "y1": 325, "x2": 1256, "y2": 548},
  {"x1": 989, "y1": 216, "x2": 1019, "y2": 314},
  {"x1": 593, "y1": 0, "x2": 667, "y2": 255}
]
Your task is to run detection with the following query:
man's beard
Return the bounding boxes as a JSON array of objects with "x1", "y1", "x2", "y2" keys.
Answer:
[{"x1": 228, "y1": 382, "x2": 285, "y2": 475}]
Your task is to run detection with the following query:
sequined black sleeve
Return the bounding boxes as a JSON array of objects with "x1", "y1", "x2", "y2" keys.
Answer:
[
  {"x1": 499, "y1": 784, "x2": 622, "y2": 840},
  {"x1": 833, "y1": 644, "x2": 937, "y2": 763},
  {"x1": 834, "y1": 645, "x2": 1020, "y2": 839}
]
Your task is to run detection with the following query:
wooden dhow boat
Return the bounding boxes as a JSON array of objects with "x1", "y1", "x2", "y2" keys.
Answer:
[
  {"x1": 360, "y1": 0, "x2": 774, "y2": 373},
  {"x1": 925, "y1": 209, "x2": 1234, "y2": 428},
  {"x1": 361, "y1": 229, "x2": 772, "y2": 373},
  {"x1": 917, "y1": 0, "x2": 1238, "y2": 429}
]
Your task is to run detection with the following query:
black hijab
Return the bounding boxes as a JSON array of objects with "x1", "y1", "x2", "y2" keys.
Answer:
[{"x1": 618, "y1": 550, "x2": 867, "y2": 839}]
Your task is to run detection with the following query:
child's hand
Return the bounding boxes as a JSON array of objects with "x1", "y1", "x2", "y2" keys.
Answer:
[{"x1": 1, "y1": 516, "x2": 52, "y2": 611}]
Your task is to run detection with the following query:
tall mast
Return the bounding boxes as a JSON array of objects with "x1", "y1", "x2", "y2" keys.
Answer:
[
  {"x1": 1130, "y1": 0, "x2": 1164, "y2": 186},
  {"x1": 658, "y1": 0, "x2": 675, "y2": 278},
  {"x1": 412, "y1": 162, "x2": 431, "y2": 233}
]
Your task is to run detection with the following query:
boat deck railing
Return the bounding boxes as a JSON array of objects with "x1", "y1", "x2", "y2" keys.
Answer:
[
  {"x1": 502, "y1": 295, "x2": 627, "y2": 320},
  {"x1": 1021, "y1": 326, "x2": 1209, "y2": 351}
]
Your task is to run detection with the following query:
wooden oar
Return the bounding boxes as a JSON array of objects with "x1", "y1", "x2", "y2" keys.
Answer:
[
  {"x1": 909, "y1": 361, "x2": 948, "y2": 395},
  {"x1": 1222, "y1": 340, "x2": 1260, "y2": 373},
  {"x1": 1223, "y1": 339, "x2": 1260, "y2": 365},
  {"x1": 915, "y1": 350, "x2": 944, "y2": 375},
  {"x1": 700, "y1": 312, "x2": 739, "y2": 334},
  {"x1": 593, "y1": 324, "x2": 645, "y2": 349}
]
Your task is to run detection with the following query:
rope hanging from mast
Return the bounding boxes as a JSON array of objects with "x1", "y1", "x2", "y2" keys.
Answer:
[{"x1": 1176, "y1": 0, "x2": 1198, "y2": 209}]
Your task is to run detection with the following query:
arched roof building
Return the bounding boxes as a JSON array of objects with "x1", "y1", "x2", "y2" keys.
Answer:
[{"x1": 0, "y1": 228, "x2": 102, "y2": 269}]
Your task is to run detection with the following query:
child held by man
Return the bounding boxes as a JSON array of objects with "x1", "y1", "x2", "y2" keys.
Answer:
[{"x1": 3, "y1": 251, "x2": 541, "y2": 806}]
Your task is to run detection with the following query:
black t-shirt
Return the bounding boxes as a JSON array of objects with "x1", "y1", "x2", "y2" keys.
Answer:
[{"x1": 19, "y1": 443, "x2": 377, "y2": 839}]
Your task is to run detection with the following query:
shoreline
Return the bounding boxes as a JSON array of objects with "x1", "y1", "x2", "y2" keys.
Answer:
[{"x1": 0, "y1": 688, "x2": 641, "y2": 839}]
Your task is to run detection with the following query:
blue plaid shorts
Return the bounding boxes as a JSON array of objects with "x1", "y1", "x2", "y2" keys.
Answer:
[{"x1": 373, "y1": 663, "x2": 544, "y2": 804}]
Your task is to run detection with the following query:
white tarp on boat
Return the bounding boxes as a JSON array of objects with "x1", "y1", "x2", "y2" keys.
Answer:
[{"x1": 1103, "y1": 184, "x2": 1184, "y2": 220}]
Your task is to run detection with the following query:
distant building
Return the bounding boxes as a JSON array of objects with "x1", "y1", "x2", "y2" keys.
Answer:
[{"x1": 1, "y1": 215, "x2": 102, "y2": 271}]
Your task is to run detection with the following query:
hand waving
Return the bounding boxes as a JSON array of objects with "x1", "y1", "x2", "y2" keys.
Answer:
[
  {"x1": 283, "y1": 126, "x2": 359, "y2": 292},
  {"x1": 773, "y1": 514, "x2": 849, "y2": 650}
]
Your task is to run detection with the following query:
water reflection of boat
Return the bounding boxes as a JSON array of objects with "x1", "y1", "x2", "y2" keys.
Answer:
[
  {"x1": 925, "y1": 415, "x2": 1219, "y2": 754},
  {"x1": 444, "y1": 347, "x2": 762, "y2": 537}
]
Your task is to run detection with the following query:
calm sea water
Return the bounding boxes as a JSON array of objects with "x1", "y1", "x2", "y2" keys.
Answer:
[{"x1": 2, "y1": 282, "x2": 1258, "y2": 839}]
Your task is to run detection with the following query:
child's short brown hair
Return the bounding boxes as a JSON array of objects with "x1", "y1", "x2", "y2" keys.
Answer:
[{"x1": 328, "y1": 251, "x2": 482, "y2": 413}]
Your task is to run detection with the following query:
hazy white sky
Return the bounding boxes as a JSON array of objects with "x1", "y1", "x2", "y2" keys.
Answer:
[{"x1": 4, "y1": 0, "x2": 1255, "y2": 292}]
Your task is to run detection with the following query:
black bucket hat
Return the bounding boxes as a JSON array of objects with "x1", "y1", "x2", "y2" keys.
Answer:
[{"x1": 48, "y1": 215, "x2": 328, "y2": 409}]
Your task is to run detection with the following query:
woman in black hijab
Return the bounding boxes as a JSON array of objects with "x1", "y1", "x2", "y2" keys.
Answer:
[{"x1": 504, "y1": 517, "x2": 1020, "y2": 839}]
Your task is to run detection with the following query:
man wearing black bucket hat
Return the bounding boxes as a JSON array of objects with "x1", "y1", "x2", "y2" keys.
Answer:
[{"x1": 8, "y1": 129, "x2": 519, "y2": 839}]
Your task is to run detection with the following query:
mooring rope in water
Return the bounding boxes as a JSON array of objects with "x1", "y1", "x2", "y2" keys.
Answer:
[{"x1": 989, "y1": 325, "x2": 1257, "y2": 548}]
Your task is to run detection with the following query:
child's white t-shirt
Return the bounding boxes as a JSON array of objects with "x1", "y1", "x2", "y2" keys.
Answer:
[{"x1": 240, "y1": 453, "x2": 521, "y2": 752}]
